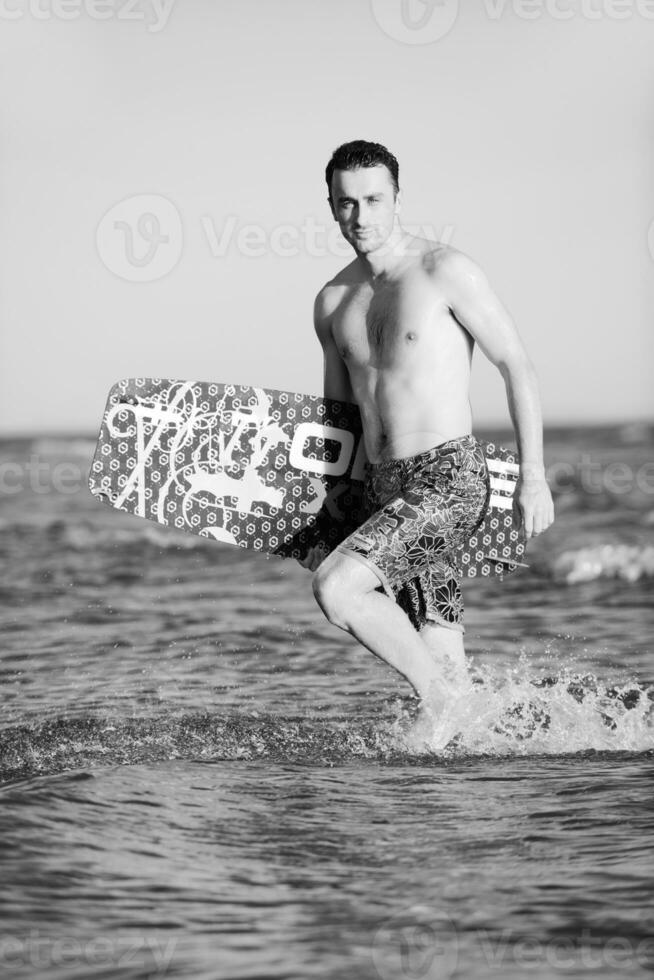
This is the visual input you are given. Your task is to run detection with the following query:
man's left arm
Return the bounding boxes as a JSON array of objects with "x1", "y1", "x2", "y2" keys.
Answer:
[{"x1": 437, "y1": 249, "x2": 555, "y2": 539}]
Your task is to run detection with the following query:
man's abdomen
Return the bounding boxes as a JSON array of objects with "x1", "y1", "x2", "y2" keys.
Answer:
[{"x1": 363, "y1": 369, "x2": 472, "y2": 462}]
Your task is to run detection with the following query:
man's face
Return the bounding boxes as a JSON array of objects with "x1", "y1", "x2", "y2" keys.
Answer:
[{"x1": 329, "y1": 165, "x2": 400, "y2": 254}]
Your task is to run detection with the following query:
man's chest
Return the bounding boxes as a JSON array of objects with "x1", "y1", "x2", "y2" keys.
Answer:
[{"x1": 332, "y1": 276, "x2": 447, "y2": 364}]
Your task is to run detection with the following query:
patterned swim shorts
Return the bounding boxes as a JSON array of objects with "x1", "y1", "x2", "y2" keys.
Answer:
[{"x1": 336, "y1": 434, "x2": 490, "y2": 633}]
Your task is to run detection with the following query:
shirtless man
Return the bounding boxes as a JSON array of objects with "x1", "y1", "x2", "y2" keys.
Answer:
[{"x1": 303, "y1": 140, "x2": 554, "y2": 709}]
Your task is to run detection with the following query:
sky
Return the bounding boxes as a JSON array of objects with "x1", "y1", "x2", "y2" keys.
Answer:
[{"x1": 1, "y1": 0, "x2": 653, "y2": 434}]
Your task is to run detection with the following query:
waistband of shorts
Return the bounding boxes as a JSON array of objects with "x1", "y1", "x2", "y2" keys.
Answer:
[{"x1": 364, "y1": 433, "x2": 482, "y2": 473}]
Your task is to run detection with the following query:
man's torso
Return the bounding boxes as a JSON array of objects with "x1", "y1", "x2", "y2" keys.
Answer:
[{"x1": 324, "y1": 240, "x2": 474, "y2": 462}]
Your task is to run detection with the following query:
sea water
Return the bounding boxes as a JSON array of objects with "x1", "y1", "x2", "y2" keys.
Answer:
[{"x1": 0, "y1": 426, "x2": 653, "y2": 979}]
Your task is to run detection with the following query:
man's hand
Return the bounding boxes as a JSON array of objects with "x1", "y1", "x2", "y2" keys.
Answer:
[
  {"x1": 513, "y1": 470, "x2": 555, "y2": 539},
  {"x1": 297, "y1": 544, "x2": 329, "y2": 572}
]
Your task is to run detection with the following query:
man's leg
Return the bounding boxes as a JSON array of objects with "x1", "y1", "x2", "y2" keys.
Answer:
[
  {"x1": 419, "y1": 622, "x2": 471, "y2": 688},
  {"x1": 312, "y1": 550, "x2": 444, "y2": 702},
  {"x1": 313, "y1": 435, "x2": 489, "y2": 703},
  {"x1": 409, "y1": 622, "x2": 471, "y2": 743},
  {"x1": 395, "y1": 574, "x2": 470, "y2": 686}
]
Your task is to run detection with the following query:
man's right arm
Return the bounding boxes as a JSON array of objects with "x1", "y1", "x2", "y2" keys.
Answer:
[
  {"x1": 298, "y1": 287, "x2": 354, "y2": 572},
  {"x1": 313, "y1": 287, "x2": 354, "y2": 404}
]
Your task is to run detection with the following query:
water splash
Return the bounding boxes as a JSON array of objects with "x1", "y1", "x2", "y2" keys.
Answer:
[{"x1": 396, "y1": 658, "x2": 654, "y2": 755}]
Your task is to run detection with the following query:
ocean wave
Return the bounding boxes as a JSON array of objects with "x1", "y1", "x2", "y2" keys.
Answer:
[
  {"x1": 61, "y1": 521, "x2": 206, "y2": 551},
  {"x1": 0, "y1": 517, "x2": 209, "y2": 551},
  {"x1": 4, "y1": 512, "x2": 654, "y2": 587},
  {"x1": 551, "y1": 544, "x2": 654, "y2": 583},
  {"x1": 29, "y1": 437, "x2": 96, "y2": 458},
  {"x1": 1, "y1": 673, "x2": 652, "y2": 783}
]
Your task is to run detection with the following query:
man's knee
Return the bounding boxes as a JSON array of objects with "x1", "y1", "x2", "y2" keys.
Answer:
[{"x1": 312, "y1": 564, "x2": 351, "y2": 629}]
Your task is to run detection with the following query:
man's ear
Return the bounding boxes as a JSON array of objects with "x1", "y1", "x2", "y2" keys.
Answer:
[
  {"x1": 327, "y1": 196, "x2": 336, "y2": 220},
  {"x1": 394, "y1": 189, "x2": 402, "y2": 214}
]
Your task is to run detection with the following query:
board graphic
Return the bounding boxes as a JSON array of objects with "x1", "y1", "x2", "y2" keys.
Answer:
[{"x1": 88, "y1": 378, "x2": 527, "y2": 577}]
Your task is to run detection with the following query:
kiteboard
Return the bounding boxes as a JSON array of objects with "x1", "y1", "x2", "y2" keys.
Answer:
[{"x1": 88, "y1": 378, "x2": 527, "y2": 577}]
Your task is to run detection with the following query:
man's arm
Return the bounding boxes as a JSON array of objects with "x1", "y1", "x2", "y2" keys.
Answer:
[
  {"x1": 298, "y1": 287, "x2": 354, "y2": 572},
  {"x1": 314, "y1": 287, "x2": 354, "y2": 403},
  {"x1": 437, "y1": 249, "x2": 554, "y2": 539}
]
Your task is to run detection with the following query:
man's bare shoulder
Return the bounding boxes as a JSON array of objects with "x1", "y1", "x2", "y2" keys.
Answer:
[
  {"x1": 418, "y1": 243, "x2": 486, "y2": 292},
  {"x1": 314, "y1": 261, "x2": 363, "y2": 327}
]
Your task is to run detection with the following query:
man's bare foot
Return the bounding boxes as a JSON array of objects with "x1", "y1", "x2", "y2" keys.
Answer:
[
  {"x1": 403, "y1": 674, "x2": 471, "y2": 751},
  {"x1": 401, "y1": 679, "x2": 447, "y2": 747}
]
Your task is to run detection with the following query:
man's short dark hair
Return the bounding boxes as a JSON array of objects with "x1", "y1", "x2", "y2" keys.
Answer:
[{"x1": 325, "y1": 140, "x2": 400, "y2": 205}]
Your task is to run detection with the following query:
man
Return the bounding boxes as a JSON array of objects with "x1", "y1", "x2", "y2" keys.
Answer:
[{"x1": 302, "y1": 140, "x2": 554, "y2": 712}]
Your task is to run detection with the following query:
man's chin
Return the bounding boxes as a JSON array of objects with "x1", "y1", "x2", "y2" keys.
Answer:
[{"x1": 350, "y1": 234, "x2": 386, "y2": 254}]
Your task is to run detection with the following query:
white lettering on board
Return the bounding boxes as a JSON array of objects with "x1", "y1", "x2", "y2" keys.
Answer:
[{"x1": 289, "y1": 423, "x2": 355, "y2": 477}]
